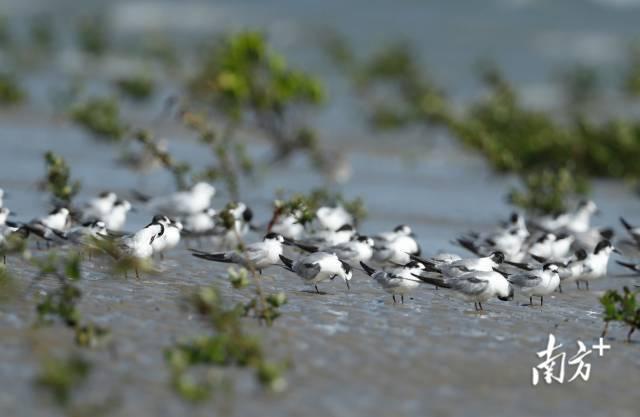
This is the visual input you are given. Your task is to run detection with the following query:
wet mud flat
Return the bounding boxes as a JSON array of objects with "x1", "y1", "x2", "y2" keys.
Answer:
[
  {"x1": 0, "y1": 119, "x2": 639, "y2": 417},
  {"x1": 0, "y1": 243, "x2": 638, "y2": 417}
]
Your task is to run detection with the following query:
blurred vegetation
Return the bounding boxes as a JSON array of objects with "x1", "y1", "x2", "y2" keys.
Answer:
[
  {"x1": 36, "y1": 354, "x2": 91, "y2": 406},
  {"x1": 70, "y1": 97, "x2": 126, "y2": 141},
  {"x1": 166, "y1": 285, "x2": 288, "y2": 402},
  {"x1": 188, "y1": 31, "x2": 328, "y2": 172},
  {"x1": 327, "y1": 37, "x2": 640, "y2": 213},
  {"x1": 115, "y1": 73, "x2": 155, "y2": 101},
  {"x1": 600, "y1": 287, "x2": 639, "y2": 342},
  {"x1": 76, "y1": 15, "x2": 108, "y2": 57},
  {"x1": 43, "y1": 151, "x2": 81, "y2": 205},
  {"x1": 0, "y1": 72, "x2": 25, "y2": 106}
]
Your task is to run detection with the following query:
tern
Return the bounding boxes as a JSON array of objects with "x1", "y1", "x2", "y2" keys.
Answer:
[
  {"x1": 361, "y1": 260, "x2": 426, "y2": 303},
  {"x1": 279, "y1": 252, "x2": 353, "y2": 293},
  {"x1": 501, "y1": 263, "x2": 560, "y2": 306},
  {"x1": 192, "y1": 233, "x2": 288, "y2": 273},
  {"x1": 133, "y1": 182, "x2": 216, "y2": 216}
]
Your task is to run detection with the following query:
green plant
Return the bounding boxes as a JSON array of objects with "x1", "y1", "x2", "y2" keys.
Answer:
[
  {"x1": 115, "y1": 74, "x2": 155, "y2": 101},
  {"x1": 36, "y1": 355, "x2": 91, "y2": 406},
  {"x1": 43, "y1": 151, "x2": 81, "y2": 205},
  {"x1": 0, "y1": 72, "x2": 25, "y2": 106},
  {"x1": 600, "y1": 287, "x2": 640, "y2": 342},
  {"x1": 76, "y1": 16, "x2": 108, "y2": 56},
  {"x1": 70, "y1": 97, "x2": 126, "y2": 140},
  {"x1": 508, "y1": 168, "x2": 589, "y2": 214}
]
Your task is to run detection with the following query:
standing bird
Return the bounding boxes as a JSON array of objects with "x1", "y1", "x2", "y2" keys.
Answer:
[
  {"x1": 577, "y1": 240, "x2": 619, "y2": 290},
  {"x1": 151, "y1": 216, "x2": 182, "y2": 259},
  {"x1": 315, "y1": 205, "x2": 353, "y2": 231},
  {"x1": 118, "y1": 218, "x2": 165, "y2": 278},
  {"x1": 503, "y1": 263, "x2": 560, "y2": 306},
  {"x1": 82, "y1": 191, "x2": 118, "y2": 221},
  {"x1": 361, "y1": 260, "x2": 426, "y2": 303},
  {"x1": 415, "y1": 251, "x2": 505, "y2": 278},
  {"x1": 103, "y1": 200, "x2": 132, "y2": 231},
  {"x1": 294, "y1": 235, "x2": 375, "y2": 265},
  {"x1": 373, "y1": 225, "x2": 421, "y2": 265},
  {"x1": 192, "y1": 233, "x2": 288, "y2": 273},
  {"x1": 279, "y1": 252, "x2": 353, "y2": 293},
  {"x1": 134, "y1": 182, "x2": 216, "y2": 216},
  {"x1": 414, "y1": 271, "x2": 514, "y2": 311}
]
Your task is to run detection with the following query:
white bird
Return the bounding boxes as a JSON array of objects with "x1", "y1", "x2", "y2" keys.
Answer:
[
  {"x1": 270, "y1": 212, "x2": 305, "y2": 240},
  {"x1": 532, "y1": 200, "x2": 598, "y2": 233},
  {"x1": 103, "y1": 200, "x2": 132, "y2": 231},
  {"x1": 504, "y1": 263, "x2": 560, "y2": 306},
  {"x1": 181, "y1": 208, "x2": 217, "y2": 235},
  {"x1": 279, "y1": 252, "x2": 353, "y2": 293},
  {"x1": 82, "y1": 191, "x2": 117, "y2": 221},
  {"x1": 135, "y1": 182, "x2": 216, "y2": 216},
  {"x1": 192, "y1": 233, "x2": 288, "y2": 273},
  {"x1": 315, "y1": 205, "x2": 353, "y2": 231},
  {"x1": 117, "y1": 218, "x2": 166, "y2": 278},
  {"x1": 38, "y1": 207, "x2": 70, "y2": 232},
  {"x1": 576, "y1": 240, "x2": 619, "y2": 290},
  {"x1": 415, "y1": 271, "x2": 514, "y2": 311},
  {"x1": 294, "y1": 235, "x2": 375, "y2": 265},
  {"x1": 361, "y1": 260, "x2": 426, "y2": 303},
  {"x1": 209, "y1": 202, "x2": 253, "y2": 249},
  {"x1": 54, "y1": 220, "x2": 109, "y2": 245},
  {"x1": 301, "y1": 224, "x2": 356, "y2": 249},
  {"x1": 373, "y1": 225, "x2": 420, "y2": 265},
  {"x1": 417, "y1": 251, "x2": 505, "y2": 278},
  {"x1": 151, "y1": 215, "x2": 182, "y2": 259}
]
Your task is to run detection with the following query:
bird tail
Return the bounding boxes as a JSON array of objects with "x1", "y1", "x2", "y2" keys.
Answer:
[
  {"x1": 412, "y1": 274, "x2": 451, "y2": 288},
  {"x1": 360, "y1": 261, "x2": 376, "y2": 276},
  {"x1": 615, "y1": 260, "x2": 640, "y2": 273},
  {"x1": 620, "y1": 216, "x2": 634, "y2": 232},
  {"x1": 279, "y1": 254, "x2": 294, "y2": 270},
  {"x1": 456, "y1": 238, "x2": 481, "y2": 256},
  {"x1": 191, "y1": 252, "x2": 232, "y2": 263}
]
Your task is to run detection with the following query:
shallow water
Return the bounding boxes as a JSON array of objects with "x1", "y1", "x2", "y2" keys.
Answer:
[{"x1": 2, "y1": 1, "x2": 640, "y2": 416}]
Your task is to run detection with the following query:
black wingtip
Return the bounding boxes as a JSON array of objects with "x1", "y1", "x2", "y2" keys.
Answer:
[
  {"x1": 456, "y1": 238, "x2": 480, "y2": 256},
  {"x1": 192, "y1": 252, "x2": 230, "y2": 263},
  {"x1": 412, "y1": 273, "x2": 450, "y2": 288},
  {"x1": 279, "y1": 254, "x2": 294, "y2": 269},
  {"x1": 492, "y1": 267, "x2": 511, "y2": 278},
  {"x1": 530, "y1": 254, "x2": 547, "y2": 264},
  {"x1": 360, "y1": 261, "x2": 376, "y2": 276},
  {"x1": 294, "y1": 242, "x2": 319, "y2": 253},
  {"x1": 615, "y1": 260, "x2": 640, "y2": 272},
  {"x1": 620, "y1": 217, "x2": 633, "y2": 231}
]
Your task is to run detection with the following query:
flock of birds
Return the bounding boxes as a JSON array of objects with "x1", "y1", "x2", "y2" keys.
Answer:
[{"x1": 1, "y1": 184, "x2": 639, "y2": 311}]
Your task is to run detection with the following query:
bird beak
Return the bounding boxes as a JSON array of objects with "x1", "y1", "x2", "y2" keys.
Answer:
[
  {"x1": 346, "y1": 280, "x2": 351, "y2": 291},
  {"x1": 613, "y1": 248, "x2": 622, "y2": 254},
  {"x1": 8, "y1": 211, "x2": 16, "y2": 217},
  {"x1": 282, "y1": 237, "x2": 295, "y2": 246},
  {"x1": 130, "y1": 206, "x2": 138, "y2": 213}
]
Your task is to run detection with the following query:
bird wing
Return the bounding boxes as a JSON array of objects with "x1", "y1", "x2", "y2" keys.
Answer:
[
  {"x1": 451, "y1": 277, "x2": 489, "y2": 295},
  {"x1": 508, "y1": 273, "x2": 542, "y2": 288}
]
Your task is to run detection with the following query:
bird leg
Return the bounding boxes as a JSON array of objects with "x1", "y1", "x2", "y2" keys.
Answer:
[
  {"x1": 474, "y1": 302, "x2": 478, "y2": 311},
  {"x1": 558, "y1": 284, "x2": 563, "y2": 293},
  {"x1": 529, "y1": 296, "x2": 533, "y2": 306},
  {"x1": 586, "y1": 281, "x2": 590, "y2": 291},
  {"x1": 478, "y1": 302, "x2": 483, "y2": 311},
  {"x1": 392, "y1": 295, "x2": 397, "y2": 304},
  {"x1": 315, "y1": 285, "x2": 320, "y2": 294},
  {"x1": 135, "y1": 268, "x2": 140, "y2": 279},
  {"x1": 540, "y1": 296, "x2": 544, "y2": 306},
  {"x1": 2, "y1": 255, "x2": 5, "y2": 265},
  {"x1": 401, "y1": 294, "x2": 404, "y2": 304},
  {"x1": 627, "y1": 326, "x2": 635, "y2": 342},
  {"x1": 576, "y1": 281, "x2": 581, "y2": 290}
]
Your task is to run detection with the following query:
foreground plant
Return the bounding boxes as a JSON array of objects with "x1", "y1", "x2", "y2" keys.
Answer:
[
  {"x1": 166, "y1": 283, "x2": 288, "y2": 402},
  {"x1": 36, "y1": 354, "x2": 91, "y2": 406},
  {"x1": 600, "y1": 287, "x2": 640, "y2": 342},
  {"x1": 115, "y1": 73, "x2": 155, "y2": 101}
]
